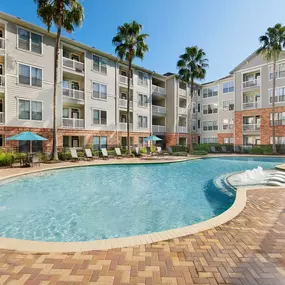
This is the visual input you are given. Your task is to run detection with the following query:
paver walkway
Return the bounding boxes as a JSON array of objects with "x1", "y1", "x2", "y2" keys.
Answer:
[{"x1": 0, "y1": 188, "x2": 284, "y2": 285}]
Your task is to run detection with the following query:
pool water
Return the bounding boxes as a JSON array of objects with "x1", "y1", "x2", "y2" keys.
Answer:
[{"x1": 0, "y1": 156, "x2": 283, "y2": 242}]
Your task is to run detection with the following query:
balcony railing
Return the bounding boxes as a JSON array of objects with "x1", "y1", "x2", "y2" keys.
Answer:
[
  {"x1": 62, "y1": 118, "x2": 84, "y2": 129},
  {"x1": 152, "y1": 125, "x2": 166, "y2": 133},
  {"x1": 178, "y1": 126, "x2": 187, "y2": 133},
  {"x1": 119, "y1": 75, "x2": 133, "y2": 85},
  {"x1": 179, "y1": 107, "x2": 187, "y2": 115},
  {"x1": 0, "y1": 38, "x2": 4, "y2": 50},
  {"x1": 137, "y1": 79, "x2": 148, "y2": 87},
  {"x1": 152, "y1": 85, "x2": 166, "y2": 95},
  {"x1": 243, "y1": 78, "x2": 260, "y2": 89},
  {"x1": 62, "y1": 57, "x2": 84, "y2": 73},
  {"x1": 0, "y1": 112, "x2": 4, "y2": 124},
  {"x1": 119, "y1": 99, "x2": 133, "y2": 108},
  {"x1": 119, "y1": 122, "x2": 133, "y2": 131},
  {"x1": 0, "y1": 75, "x2": 4, "y2": 87},
  {"x1": 62, "y1": 87, "x2": 84, "y2": 100},
  {"x1": 179, "y1": 88, "x2": 186, "y2": 96},
  {"x1": 152, "y1": 105, "x2": 166, "y2": 114},
  {"x1": 242, "y1": 101, "x2": 261, "y2": 110},
  {"x1": 270, "y1": 119, "x2": 285, "y2": 126},
  {"x1": 242, "y1": 124, "x2": 260, "y2": 131}
]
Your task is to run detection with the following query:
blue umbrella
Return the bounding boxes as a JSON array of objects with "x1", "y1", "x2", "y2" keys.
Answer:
[{"x1": 144, "y1": 135, "x2": 162, "y2": 142}]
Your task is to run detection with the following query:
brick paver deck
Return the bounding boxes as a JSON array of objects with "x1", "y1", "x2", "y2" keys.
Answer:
[{"x1": 0, "y1": 188, "x2": 284, "y2": 285}]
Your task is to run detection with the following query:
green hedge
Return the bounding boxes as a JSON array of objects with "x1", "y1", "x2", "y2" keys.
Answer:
[
  {"x1": 171, "y1": 145, "x2": 188, "y2": 153},
  {"x1": 0, "y1": 152, "x2": 13, "y2": 166},
  {"x1": 191, "y1": 150, "x2": 208, "y2": 156}
]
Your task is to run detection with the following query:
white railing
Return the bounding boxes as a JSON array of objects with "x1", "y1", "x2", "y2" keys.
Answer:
[
  {"x1": 243, "y1": 78, "x2": 260, "y2": 89},
  {"x1": 242, "y1": 101, "x2": 261, "y2": 110},
  {"x1": 152, "y1": 85, "x2": 166, "y2": 95},
  {"x1": 62, "y1": 118, "x2": 84, "y2": 129},
  {"x1": 62, "y1": 57, "x2": 84, "y2": 73},
  {"x1": 179, "y1": 107, "x2": 187, "y2": 115},
  {"x1": 152, "y1": 125, "x2": 166, "y2": 133},
  {"x1": 137, "y1": 79, "x2": 148, "y2": 87},
  {"x1": 119, "y1": 75, "x2": 133, "y2": 85},
  {"x1": 0, "y1": 112, "x2": 4, "y2": 124},
  {"x1": 179, "y1": 88, "x2": 186, "y2": 96},
  {"x1": 152, "y1": 105, "x2": 166, "y2": 114},
  {"x1": 119, "y1": 122, "x2": 133, "y2": 131},
  {"x1": 242, "y1": 124, "x2": 260, "y2": 131},
  {"x1": 178, "y1": 126, "x2": 187, "y2": 133},
  {"x1": 62, "y1": 87, "x2": 84, "y2": 100},
  {"x1": 0, "y1": 75, "x2": 4, "y2": 87},
  {"x1": 0, "y1": 38, "x2": 5, "y2": 50},
  {"x1": 119, "y1": 99, "x2": 133, "y2": 108}
]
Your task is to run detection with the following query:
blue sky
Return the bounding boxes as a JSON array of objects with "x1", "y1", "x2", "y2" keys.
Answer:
[{"x1": 1, "y1": 0, "x2": 285, "y2": 82}]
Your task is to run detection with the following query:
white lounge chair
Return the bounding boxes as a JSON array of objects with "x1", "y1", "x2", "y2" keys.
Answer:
[
  {"x1": 85, "y1": 149, "x2": 98, "y2": 160},
  {"x1": 70, "y1": 148, "x2": 83, "y2": 161},
  {"x1": 115, "y1": 148, "x2": 123, "y2": 159},
  {"x1": 101, "y1": 148, "x2": 109, "y2": 160},
  {"x1": 157, "y1": 146, "x2": 163, "y2": 156}
]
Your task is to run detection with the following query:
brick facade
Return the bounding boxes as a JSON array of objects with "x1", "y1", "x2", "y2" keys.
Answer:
[
  {"x1": 217, "y1": 133, "x2": 234, "y2": 144},
  {"x1": 165, "y1": 133, "x2": 199, "y2": 149}
]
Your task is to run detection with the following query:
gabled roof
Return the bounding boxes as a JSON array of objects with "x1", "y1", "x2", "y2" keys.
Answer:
[{"x1": 229, "y1": 50, "x2": 258, "y2": 74}]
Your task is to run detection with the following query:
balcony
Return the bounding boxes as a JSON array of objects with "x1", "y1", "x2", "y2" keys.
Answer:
[
  {"x1": 119, "y1": 122, "x2": 133, "y2": 131},
  {"x1": 119, "y1": 75, "x2": 133, "y2": 85},
  {"x1": 152, "y1": 105, "x2": 166, "y2": 114},
  {"x1": 62, "y1": 118, "x2": 84, "y2": 129},
  {"x1": 179, "y1": 107, "x2": 187, "y2": 115},
  {"x1": 0, "y1": 38, "x2": 4, "y2": 50},
  {"x1": 119, "y1": 99, "x2": 133, "y2": 108},
  {"x1": 179, "y1": 88, "x2": 186, "y2": 97},
  {"x1": 0, "y1": 75, "x2": 4, "y2": 88},
  {"x1": 242, "y1": 101, "x2": 261, "y2": 110},
  {"x1": 152, "y1": 125, "x2": 166, "y2": 133},
  {"x1": 178, "y1": 126, "x2": 187, "y2": 133},
  {"x1": 242, "y1": 124, "x2": 260, "y2": 131},
  {"x1": 270, "y1": 120, "x2": 285, "y2": 126},
  {"x1": 152, "y1": 85, "x2": 166, "y2": 95},
  {"x1": 0, "y1": 112, "x2": 4, "y2": 124},
  {"x1": 138, "y1": 79, "x2": 148, "y2": 87},
  {"x1": 243, "y1": 78, "x2": 260, "y2": 89},
  {"x1": 62, "y1": 87, "x2": 84, "y2": 101},
  {"x1": 62, "y1": 57, "x2": 84, "y2": 73}
]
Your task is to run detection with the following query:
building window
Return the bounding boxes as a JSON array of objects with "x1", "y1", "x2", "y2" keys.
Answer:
[
  {"x1": 192, "y1": 119, "x2": 196, "y2": 131},
  {"x1": 202, "y1": 137, "x2": 217, "y2": 143},
  {"x1": 0, "y1": 134, "x2": 3, "y2": 147},
  {"x1": 92, "y1": 55, "x2": 107, "y2": 74},
  {"x1": 19, "y1": 140, "x2": 43, "y2": 152},
  {"x1": 18, "y1": 27, "x2": 42, "y2": 54},
  {"x1": 202, "y1": 120, "x2": 218, "y2": 131},
  {"x1": 93, "y1": 136, "x2": 107, "y2": 150},
  {"x1": 202, "y1": 86, "x2": 218, "y2": 98},
  {"x1": 222, "y1": 118, "x2": 234, "y2": 130},
  {"x1": 197, "y1": 119, "x2": 200, "y2": 129},
  {"x1": 18, "y1": 99, "x2": 42, "y2": 121},
  {"x1": 197, "y1": 103, "x2": 200, "y2": 113},
  {"x1": 223, "y1": 137, "x2": 234, "y2": 144},
  {"x1": 192, "y1": 102, "x2": 196, "y2": 114},
  {"x1": 92, "y1": 109, "x2": 107, "y2": 125},
  {"x1": 270, "y1": 136, "x2": 285, "y2": 144},
  {"x1": 269, "y1": 87, "x2": 285, "y2": 103},
  {"x1": 269, "y1": 63, "x2": 285, "y2": 79},
  {"x1": 223, "y1": 100, "x2": 235, "y2": 111},
  {"x1": 92, "y1": 82, "x2": 107, "y2": 100},
  {"x1": 138, "y1": 115, "x2": 148, "y2": 128},
  {"x1": 270, "y1": 112, "x2": 285, "y2": 126},
  {"x1": 138, "y1": 71, "x2": 148, "y2": 86},
  {"x1": 223, "y1": 81, "x2": 234, "y2": 93},
  {"x1": 121, "y1": 137, "x2": 134, "y2": 148},
  {"x1": 63, "y1": 136, "x2": 69, "y2": 147},
  {"x1": 138, "y1": 94, "x2": 148, "y2": 107},
  {"x1": 203, "y1": 104, "x2": 218, "y2": 115},
  {"x1": 139, "y1": 137, "x2": 147, "y2": 146},
  {"x1": 19, "y1": 64, "x2": 42, "y2": 87}
]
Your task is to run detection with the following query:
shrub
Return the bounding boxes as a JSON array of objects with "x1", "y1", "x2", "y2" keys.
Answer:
[
  {"x1": 249, "y1": 147, "x2": 264, "y2": 155},
  {"x1": 0, "y1": 152, "x2": 13, "y2": 166},
  {"x1": 191, "y1": 150, "x2": 208, "y2": 156},
  {"x1": 171, "y1": 145, "x2": 188, "y2": 153},
  {"x1": 58, "y1": 151, "x2": 72, "y2": 161}
]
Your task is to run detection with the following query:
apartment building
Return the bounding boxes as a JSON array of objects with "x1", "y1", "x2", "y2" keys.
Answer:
[{"x1": 0, "y1": 11, "x2": 284, "y2": 152}]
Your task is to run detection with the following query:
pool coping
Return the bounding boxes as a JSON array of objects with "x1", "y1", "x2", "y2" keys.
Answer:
[{"x1": 0, "y1": 155, "x2": 284, "y2": 253}]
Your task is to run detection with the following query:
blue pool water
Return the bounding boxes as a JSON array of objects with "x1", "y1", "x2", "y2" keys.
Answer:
[{"x1": 0, "y1": 156, "x2": 283, "y2": 242}]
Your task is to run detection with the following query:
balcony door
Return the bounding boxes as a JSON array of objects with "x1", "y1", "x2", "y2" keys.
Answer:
[
  {"x1": 71, "y1": 54, "x2": 80, "y2": 62},
  {"x1": 0, "y1": 64, "x2": 2, "y2": 75},
  {"x1": 0, "y1": 29, "x2": 2, "y2": 38},
  {"x1": 71, "y1": 109, "x2": 79, "y2": 119},
  {"x1": 71, "y1": 136, "x2": 79, "y2": 147},
  {"x1": 71, "y1": 81, "x2": 79, "y2": 90}
]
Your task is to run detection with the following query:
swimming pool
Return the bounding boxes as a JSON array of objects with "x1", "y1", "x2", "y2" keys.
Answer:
[{"x1": 0, "y1": 156, "x2": 283, "y2": 242}]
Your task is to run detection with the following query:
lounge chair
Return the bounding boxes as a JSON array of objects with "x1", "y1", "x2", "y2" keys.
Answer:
[
  {"x1": 101, "y1": 148, "x2": 109, "y2": 160},
  {"x1": 115, "y1": 148, "x2": 123, "y2": 159},
  {"x1": 234, "y1": 145, "x2": 242, "y2": 153},
  {"x1": 146, "y1": 147, "x2": 151, "y2": 155},
  {"x1": 70, "y1": 148, "x2": 83, "y2": 161},
  {"x1": 31, "y1": 154, "x2": 41, "y2": 167},
  {"x1": 156, "y1": 146, "x2": 163, "y2": 156},
  {"x1": 168, "y1": 146, "x2": 173, "y2": 155},
  {"x1": 135, "y1": 147, "x2": 141, "y2": 157},
  {"x1": 210, "y1": 146, "x2": 217, "y2": 153},
  {"x1": 221, "y1": 146, "x2": 230, "y2": 153},
  {"x1": 85, "y1": 149, "x2": 98, "y2": 160}
]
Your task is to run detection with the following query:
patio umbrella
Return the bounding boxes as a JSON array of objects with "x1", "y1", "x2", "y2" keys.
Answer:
[
  {"x1": 144, "y1": 135, "x2": 162, "y2": 142},
  {"x1": 6, "y1": 131, "x2": 47, "y2": 153}
]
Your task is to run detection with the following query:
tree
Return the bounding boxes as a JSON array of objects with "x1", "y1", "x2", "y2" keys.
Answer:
[
  {"x1": 257, "y1": 24, "x2": 285, "y2": 154},
  {"x1": 177, "y1": 46, "x2": 208, "y2": 152},
  {"x1": 35, "y1": 0, "x2": 84, "y2": 160},
  {"x1": 112, "y1": 21, "x2": 149, "y2": 155}
]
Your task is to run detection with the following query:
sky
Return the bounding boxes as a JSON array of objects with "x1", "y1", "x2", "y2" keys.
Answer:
[{"x1": 1, "y1": 0, "x2": 285, "y2": 82}]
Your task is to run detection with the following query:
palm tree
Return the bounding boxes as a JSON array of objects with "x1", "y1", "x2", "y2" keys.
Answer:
[
  {"x1": 112, "y1": 21, "x2": 149, "y2": 155},
  {"x1": 177, "y1": 46, "x2": 208, "y2": 152},
  {"x1": 34, "y1": 0, "x2": 84, "y2": 160},
  {"x1": 257, "y1": 24, "x2": 285, "y2": 154}
]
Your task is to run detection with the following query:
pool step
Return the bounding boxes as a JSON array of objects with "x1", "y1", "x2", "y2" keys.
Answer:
[{"x1": 214, "y1": 174, "x2": 236, "y2": 197}]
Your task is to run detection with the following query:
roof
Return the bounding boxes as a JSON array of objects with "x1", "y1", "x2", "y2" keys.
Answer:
[
  {"x1": 229, "y1": 50, "x2": 258, "y2": 74},
  {"x1": 202, "y1": 74, "x2": 233, "y2": 86}
]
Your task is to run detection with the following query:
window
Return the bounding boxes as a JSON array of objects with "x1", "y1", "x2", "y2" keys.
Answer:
[
  {"x1": 121, "y1": 137, "x2": 134, "y2": 148},
  {"x1": 223, "y1": 118, "x2": 234, "y2": 130},
  {"x1": 192, "y1": 103, "x2": 196, "y2": 114},
  {"x1": 203, "y1": 104, "x2": 218, "y2": 114},
  {"x1": 270, "y1": 112, "x2": 285, "y2": 126},
  {"x1": 18, "y1": 99, "x2": 42, "y2": 121},
  {"x1": 223, "y1": 100, "x2": 235, "y2": 111},
  {"x1": 93, "y1": 136, "x2": 107, "y2": 150},
  {"x1": 92, "y1": 109, "x2": 107, "y2": 125},
  {"x1": 0, "y1": 135, "x2": 3, "y2": 147},
  {"x1": 202, "y1": 137, "x2": 217, "y2": 143},
  {"x1": 138, "y1": 71, "x2": 148, "y2": 86},
  {"x1": 92, "y1": 55, "x2": 107, "y2": 74},
  {"x1": 202, "y1": 86, "x2": 218, "y2": 98},
  {"x1": 92, "y1": 82, "x2": 107, "y2": 100},
  {"x1": 192, "y1": 119, "x2": 196, "y2": 131},
  {"x1": 270, "y1": 136, "x2": 285, "y2": 144},
  {"x1": 138, "y1": 115, "x2": 148, "y2": 128},
  {"x1": 63, "y1": 136, "x2": 69, "y2": 147},
  {"x1": 139, "y1": 137, "x2": 147, "y2": 147},
  {"x1": 223, "y1": 137, "x2": 234, "y2": 144},
  {"x1": 138, "y1": 94, "x2": 148, "y2": 107},
  {"x1": 223, "y1": 81, "x2": 234, "y2": 93},
  {"x1": 19, "y1": 64, "x2": 42, "y2": 87},
  {"x1": 269, "y1": 87, "x2": 285, "y2": 103},
  {"x1": 197, "y1": 119, "x2": 200, "y2": 129},
  {"x1": 19, "y1": 140, "x2": 43, "y2": 152},
  {"x1": 197, "y1": 103, "x2": 201, "y2": 113},
  {"x1": 18, "y1": 27, "x2": 42, "y2": 54},
  {"x1": 269, "y1": 63, "x2": 285, "y2": 79},
  {"x1": 202, "y1": 120, "x2": 218, "y2": 131}
]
